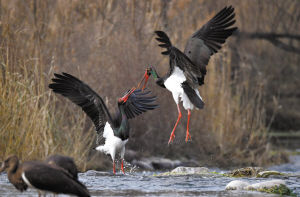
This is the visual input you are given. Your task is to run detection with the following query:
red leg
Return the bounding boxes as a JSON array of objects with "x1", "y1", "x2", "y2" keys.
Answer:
[
  {"x1": 185, "y1": 109, "x2": 192, "y2": 142},
  {"x1": 113, "y1": 161, "x2": 116, "y2": 174},
  {"x1": 121, "y1": 159, "x2": 125, "y2": 174},
  {"x1": 168, "y1": 104, "x2": 182, "y2": 145}
]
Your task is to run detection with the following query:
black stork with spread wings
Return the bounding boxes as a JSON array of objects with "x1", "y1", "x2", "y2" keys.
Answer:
[
  {"x1": 49, "y1": 73, "x2": 158, "y2": 174},
  {"x1": 138, "y1": 6, "x2": 237, "y2": 144}
]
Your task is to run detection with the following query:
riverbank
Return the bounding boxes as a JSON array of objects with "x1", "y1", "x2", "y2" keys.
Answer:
[{"x1": 1, "y1": 155, "x2": 299, "y2": 196}]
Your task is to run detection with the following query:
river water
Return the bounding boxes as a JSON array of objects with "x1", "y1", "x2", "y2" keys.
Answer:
[{"x1": 1, "y1": 156, "x2": 299, "y2": 196}]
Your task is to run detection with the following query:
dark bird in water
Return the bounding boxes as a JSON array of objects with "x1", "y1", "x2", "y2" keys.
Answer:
[
  {"x1": 49, "y1": 72, "x2": 158, "y2": 174},
  {"x1": 45, "y1": 154, "x2": 79, "y2": 180},
  {"x1": 138, "y1": 6, "x2": 237, "y2": 144},
  {"x1": 0, "y1": 155, "x2": 90, "y2": 197}
]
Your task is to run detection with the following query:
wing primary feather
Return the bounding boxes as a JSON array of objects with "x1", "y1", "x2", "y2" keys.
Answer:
[
  {"x1": 49, "y1": 73, "x2": 113, "y2": 135},
  {"x1": 123, "y1": 89, "x2": 158, "y2": 119},
  {"x1": 177, "y1": 6, "x2": 237, "y2": 87},
  {"x1": 155, "y1": 30, "x2": 173, "y2": 55}
]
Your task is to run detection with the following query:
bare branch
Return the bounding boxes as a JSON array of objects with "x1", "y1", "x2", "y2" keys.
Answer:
[{"x1": 235, "y1": 32, "x2": 300, "y2": 54}]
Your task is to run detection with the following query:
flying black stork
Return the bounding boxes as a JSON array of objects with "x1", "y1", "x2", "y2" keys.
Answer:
[
  {"x1": 49, "y1": 72, "x2": 158, "y2": 174},
  {"x1": 0, "y1": 155, "x2": 90, "y2": 197},
  {"x1": 138, "y1": 6, "x2": 237, "y2": 144}
]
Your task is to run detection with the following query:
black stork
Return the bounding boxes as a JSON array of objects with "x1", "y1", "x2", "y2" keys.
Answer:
[
  {"x1": 45, "y1": 154, "x2": 79, "y2": 180},
  {"x1": 138, "y1": 6, "x2": 237, "y2": 144},
  {"x1": 0, "y1": 155, "x2": 90, "y2": 197},
  {"x1": 49, "y1": 72, "x2": 158, "y2": 174}
]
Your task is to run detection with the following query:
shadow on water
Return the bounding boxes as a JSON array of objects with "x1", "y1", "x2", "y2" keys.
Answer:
[{"x1": 1, "y1": 156, "x2": 300, "y2": 196}]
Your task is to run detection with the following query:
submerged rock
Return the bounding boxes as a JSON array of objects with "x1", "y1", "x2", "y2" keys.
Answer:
[
  {"x1": 84, "y1": 170, "x2": 112, "y2": 176},
  {"x1": 155, "y1": 167, "x2": 210, "y2": 176},
  {"x1": 171, "y1": 166, "x2": 210, "y2": 174}
]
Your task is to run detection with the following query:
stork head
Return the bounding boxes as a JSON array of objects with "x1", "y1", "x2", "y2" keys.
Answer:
[
  {"x1": 0, "y1": 155, "x2": 19, "y2": 173},
  {"x1": 118, "y1": 87, "x2": 136, "y2": 104}
]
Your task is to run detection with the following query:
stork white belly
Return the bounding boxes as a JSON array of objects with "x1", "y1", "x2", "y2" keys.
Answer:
[
  {"x1": 164, "y1": 67, "x2": 199, "y2": 110},
  {"x1": 95, "y1": 122, "x2": 128, "y2": 161}
]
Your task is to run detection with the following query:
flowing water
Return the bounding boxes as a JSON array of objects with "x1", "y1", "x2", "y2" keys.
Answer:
[{"x1": 1, "y1": 156, "x2": 300, "y2": 196}]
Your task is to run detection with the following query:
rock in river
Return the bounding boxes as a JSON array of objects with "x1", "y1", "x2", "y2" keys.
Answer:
[
  {"x1": 225, "y1": 180, "x2": 250, "y2": 190},
  {"x1": 245, "y1": 179, "x2": 286, "y2": 190},
  {"x1": 225, "y1": 179, "x2": 294, "y2": 195},
  {"x1": 256, "y1": 170, "x2": 284, "y2": 178},
  {"x1": 131, "y1": 157, "x2": 183, "y2": 170},
  {"x1": 155, "y1": 166, "x2": 210, "y2": 176},
  {"x1": 226, "y1": 167, "x2": 264, "y2": 177}
]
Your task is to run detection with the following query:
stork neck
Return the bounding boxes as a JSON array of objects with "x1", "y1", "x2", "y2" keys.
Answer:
[
  {"x1": 151, "y1": 68, "x2": 160, "y2": 80},
  {"x1": 151, "y1": 68, "x2": 166, "y2": 88},
  {"x1": 115, "y1": 104, "x2": 129, "y2": 140},
  {"x1": 120, "y1": 106, "x2": 128, "y2": 126},
  {"x1": 7, "y1": 159, "x2": 19, "y2": 178}
]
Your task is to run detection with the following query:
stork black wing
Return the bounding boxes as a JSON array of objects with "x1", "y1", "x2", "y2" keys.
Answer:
[
  {"x1": 49, "y1": 72, "x2": 113, "y2": 135},
  {"x1": 154, "y1": 31, "x2": 201, "y2": 88},
  {"x1": 124, "y1": 89, "x2": 158, "y2": 119},
  {"x1": 183, "y1": 6, "x2": 237, "y2": 85}
]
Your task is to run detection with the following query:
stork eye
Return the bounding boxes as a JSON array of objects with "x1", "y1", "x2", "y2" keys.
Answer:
[{"x1": 188, "y1": 51, "x2": 191, "y2": 54}]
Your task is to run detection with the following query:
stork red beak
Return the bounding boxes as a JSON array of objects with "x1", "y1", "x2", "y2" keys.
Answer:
[
  {"x1": 137, "y1": 69, "x2": 150, "y2": 91},
  {"x1": 119, "y1": 87, "x2": 136, "y2": 103},
  {"x1": 142, "y1": 71, "x2": 150, "y2": 91}
]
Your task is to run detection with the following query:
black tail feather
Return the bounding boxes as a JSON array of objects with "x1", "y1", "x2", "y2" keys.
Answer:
[{"x1": 182, "y1": 82, "x2": 204, "y2": 109}]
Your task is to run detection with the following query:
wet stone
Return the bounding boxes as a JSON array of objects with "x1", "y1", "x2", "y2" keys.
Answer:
[
  {"x1": 226, "y1": 179, "x2": 295, "y2": 196},
  {"x1": 227, "y1": 167, "x2": 264, "y2": 177},
  {"x1": 225, "y1": 180, "x2": 250, "y2": 190},
  {"x1": 130, "y1": 157, "x2": 183, "y2": 170},
  {"x1": 256, "y1": 170, "x2": 284, "y2": 178}
]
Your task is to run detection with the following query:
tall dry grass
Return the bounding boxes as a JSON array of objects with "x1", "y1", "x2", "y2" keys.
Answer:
[
  {"x1": 0, "y1": 61, "x2": 94, "y2": 169},
  {"x1": 0, "y1": 0, "x2": 290, "y2": 168}
]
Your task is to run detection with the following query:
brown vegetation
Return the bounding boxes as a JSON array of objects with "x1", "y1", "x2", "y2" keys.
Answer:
[{"x1": 0, "y1": 0, "x2": 299, "y2": 170}]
